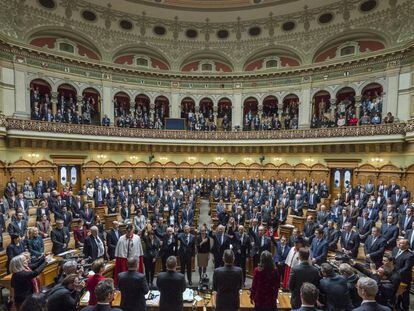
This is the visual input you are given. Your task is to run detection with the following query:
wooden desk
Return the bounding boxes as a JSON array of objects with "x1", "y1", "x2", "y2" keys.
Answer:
[{"x1": 0, "y1": 259, "x2": 59, "y2": 290}]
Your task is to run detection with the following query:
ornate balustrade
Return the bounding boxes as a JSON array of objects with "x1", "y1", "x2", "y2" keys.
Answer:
[{"x1": 0, "y1": 115, "x2": 410, "y2": 141}]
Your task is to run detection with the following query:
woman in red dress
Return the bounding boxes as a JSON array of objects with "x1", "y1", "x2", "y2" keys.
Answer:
[
  {"x1": 85, "y1": 259, "x2": 105, "y2": 305},
  {"x1": 250, "y1": 250, "x2": 280, "y2": 311}
]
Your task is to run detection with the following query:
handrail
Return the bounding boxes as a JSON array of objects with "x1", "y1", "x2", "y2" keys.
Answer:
[{"x1": 1, "y1": 116, "x2": 410, "y2": 141}]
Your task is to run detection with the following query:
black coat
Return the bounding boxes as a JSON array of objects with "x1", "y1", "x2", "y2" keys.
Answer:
[
  {"x1": 106, "y1": 228, "x2": 120, "y2": 260},
  {"x1": 364, "y1": 235, "x2": 386, "y2": 267},
  {"x1": 117, "y1": 270, "x2": 149, "y2": 311},
  {"x1": 156, "y1": 271, "x2": 186, "y2": 311},
  {"x1": 352, "y1": 301, "x2": 391, "y2": 311},
  {"x1": 50, "y1": 227, "x2": 70, "y2": 255},
  {"x1": 47, "y1": 284, "x2": 78, "y2": 311},
  {"x1": 159, "y1": 234, "x2": 177, "y2": 258},
  {"x1": 340, "y1": 231, "x2": 360, "y2": 258},
  {"x1": 212, "y1": 265, "x2": 243, "y2": 311},
  {"x1": 7, "y1": 220, "x2": 27, "y2": 237},
  {"x1": 83, "y1": 235, "x2": 105, "y2": 261},
  {"x1": 392, "y1": 248, "x2": 414, "y2": 284},
  {"x1": 320, "y1": 274, "x2": 353, "y2": 311},
  {"x1": 178, "y1": 233, "x2": 195, "y2": 259},
  {"x1": 81, "y1": 305, "x2": 123, "y2": 311},
  {"x1": 6, "y1": 243, "x2": 25, "y2": 273},
  {"x1": 288, "y1": 262, "x2": 320, "y2": 309}
]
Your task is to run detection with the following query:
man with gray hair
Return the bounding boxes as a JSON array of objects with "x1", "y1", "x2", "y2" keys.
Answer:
[
  {"x1": 81, "y1": 278, "x2": 122, "y2": 311},
  {"x1": 159, "y1": 226, "x2": 177, "y2": 272},
  {"x1": 84, "y1": 225, "x2": 105, "y2": 261},
  {"x1": 354, "y1": 277, "x2": 391, "y2": 311},
  {"x1": 210, "y1": 224, "x2": 229, "y2": 268}
]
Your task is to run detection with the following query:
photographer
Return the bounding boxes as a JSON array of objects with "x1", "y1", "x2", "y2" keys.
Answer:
[{"x1": 47, "y1": 274, "x2": 83, "y2": 311}]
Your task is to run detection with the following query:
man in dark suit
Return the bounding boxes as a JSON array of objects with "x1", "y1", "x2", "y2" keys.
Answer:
[
  {"x1": 288, "y1": 248, "x2": 320, "y2": 309},
  {"x1": 274, "y1": 235, "x2": 290, "y2": 283},
  {"x1": 399, "y1": 208, "x2": 414, "y2": 236},
  {"x1": 293, "y1": 282, "x2": 320, "y2": 311},
  {"x1": 178, "y1": 225, "x2": 195, "y2": 285},
  {"x1": 118, "y1": 256, "x2": 149, "y2": 311},
  {"x1": 7, "y1": 212, "x2": 27, "y2": 238},
  {"x1": 391, "y1": 188, "x2": 403, "y2": 206},
  {"x1": 106, "y1": 221, "x2": 120, "y2": 260},
  {"x1": 353, "y1": 277, "x2": 391, "y2": 311},
  {"x1": 80, "y1": 203, "x2": 95, "y2": 228},
  {"x1": 290, "y1": 194, "x2": 304, "y2": 216},
  {"x1": 106, "y1": 194, "x2": 117, "y2": 214},
  {"x1": 234, "y1": 225, "x2": 251, "y2": 285},
  {"x1": 83, "y1": 226, "x2": 106, "y2": 262},
  {"x1": 356, "y1": 210, "x2": 374, "y2": 243},
  {"x1": 337, "y1": 208, "x2": 351, "y2": 231},
  {"x1": 94, "y1": 185, "x2": 105, "y2": 207},
  {"x1": 364, "y1": 227, "x2": 386, "y2": 268},
  {"x1": 316, "y1": 204, "x2": 329, "y2": 227},
  {"x1": 181, "y1": 206, "x2": 194, "y2": 227},
  {"x1": 392, "y1": 239, "x2": 414, "y2": 311},
  {"x1": 251, "y1": 225, "x2": 271, "y2": 268},
  {"x1": 81, "y1": 278, "x2": 122, "y2": 311},
  {"x1": 210, "y1": 225, "x2": 230, "y2": 268},
  {"x1": 55, "y1": 205, "x2": 73, "y2": 228},
  {"x1": 380, "y1": 215, "x2": 399, "y2": 249},
  {"x1": 50, "y1": 219, "x2": 70, "y2": 255},
  {"x1": 307, "y1": 188, "x2": 319, "y2": 210},
  {"x1": 159, "y1": 227, "x2": 177, "y2": 272},
  {"x1": 404, "y1": 222, "x2": 414, "y2": 250},
  {"x1": 303, "y1": 216, "x2": 318, "y2": 246},
  {"x1": 212, "y1": 249, "x2": 243, "y2": 311},
  {"x1": 71, "y1": 195, "x2": 83, "y2": 217},
  {"x1": 310, "y1": 228, "x2": 328, "y2": 265},
  {"x1": 340, "y1": 222, "x2": 360, "y2": 259},
  {"x1": 47, "y1": 176, "x2": 57, "y2": 190},
  {"x1": 276, "y1": 205, "x2": 288, "y2": 225},
  {"x1": 319, "y1": 263, "x2": 354, "y2": 311},
  {"x1": 156, "y1": 256, "x2": 186, "y2": 311},
  {"x1": 323, "y1": 220, "x2": 339, "y2": 252}
]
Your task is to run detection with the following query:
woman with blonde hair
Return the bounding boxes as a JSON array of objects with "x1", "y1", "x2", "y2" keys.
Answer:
[
  {"x1": 27, "y1": 227, "x2": 44, "y2": 260},
  {"x1": 10, "y1": 254, "x2": 46, "y2": 310}
]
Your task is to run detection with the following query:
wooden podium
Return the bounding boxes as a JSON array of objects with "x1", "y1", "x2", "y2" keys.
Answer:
[
  {"x1": 279, "y1": 224, "x2": 294, "y2": 239},
  {"x1": 306, "y1": 209, "x2": 317, "y2": 219},
  {"x1": 105, "y1": 214, "x2": 119, "y2": 229},
  {"x1": 287, "y1": 215, "x2": 305, "y2": 231}
]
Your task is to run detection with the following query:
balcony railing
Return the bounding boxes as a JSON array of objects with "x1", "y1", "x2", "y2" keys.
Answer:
[{"x1": 0, "y1": 115, "x2": 410, "y2": 141}]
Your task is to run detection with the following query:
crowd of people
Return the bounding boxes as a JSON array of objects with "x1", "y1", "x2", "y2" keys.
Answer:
[
  {"x1": 311, "y1": 93, "x2": 393, "y2": 128},
  {"x1": 1, "y1": 174, "x2": 414, "y2": 310},
  {"x1": 30, "y1": 86, "x2": 99, "y2": 125}
]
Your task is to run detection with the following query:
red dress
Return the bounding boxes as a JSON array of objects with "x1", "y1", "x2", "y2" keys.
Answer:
[
  {"x1": 86, "y1": 274, "x2": 105, "y2": 305},
  {"x1": 250, "y1": 267, "x2": 280, "y2": 309}
]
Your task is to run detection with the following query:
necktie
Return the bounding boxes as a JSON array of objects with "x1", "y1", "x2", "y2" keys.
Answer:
[
  {"x1": 261, "y1": 236, "x2": 264, "y2": 247},
  {"x1": 396, "y1": 249, "x2": 402, "y2": 258},
  {"x1": 86, "y1": 208, "x2": 89, "y2": 218},
  {"x1": 220, "y1": 234, "x2": 224, "y2": 245},
  {"x1": 405, "y1": 217, "x2": 410, "y2": 229},
  {"x1": 187, "y1": 235, "x2": 190, "y2": 245}
]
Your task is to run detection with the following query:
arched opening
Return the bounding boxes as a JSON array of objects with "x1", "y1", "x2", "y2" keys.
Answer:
[
  {"x1": 335, "y1": 87, "x2": 356, "y2": 126},
  {"x1": 57, "y1": 84, "x2": 78, "y2": 122},
  {"x1": 361, "y1": 82, "x2": 384, "y2": 124},
  {"x1": 263, "y1": 96, "x2": 278, "y2": 117},
  {"x1": 200, "y1": 98, "x2": 214, "y2": 120},
  {"x1": 82, "y1": 87, "x2": 100, "y2": 125},
  {"x1": 30, "y1": 79, "x2": 51, "y2": 120},
  {"x1": 154, "y1": 96, "x2": 170, "y2": 129},
  {"x1": 243, "y1": 97, "x2": 258, "y2": 131},
  {"x1": 113, "y1": 92, "x2": 130, "y2": 126},
  {"x1": 218, "y1": 98, "x2": 232, "y2": 131},
  {"x1": 134, "y1": 94, "x2": 150, "y2": 128},
  {"x1": 181, "y1": 97, "x2": 195, "y2": 119},
  {"x1": 282, "y1": 94, "x2": 299, "y2": 129},
  {"x1": 311, "y1": 90, "x2": 331, "y2": 128}
]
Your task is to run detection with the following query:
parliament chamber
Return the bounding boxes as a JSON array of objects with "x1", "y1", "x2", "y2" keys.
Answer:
[{"x1": 0, "y1": 0, "x2": 414, "y2": 310}]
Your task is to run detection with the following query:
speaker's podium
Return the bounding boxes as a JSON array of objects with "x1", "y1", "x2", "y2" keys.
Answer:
[
  {"x1": 287, "y1": 215, "x2": 305, "y2": 232},
  {"x1": 165, "y1": 118, "x2": 186, "y2": 130}
]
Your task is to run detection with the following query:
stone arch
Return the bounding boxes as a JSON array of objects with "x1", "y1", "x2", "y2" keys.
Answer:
[
  {"x1": 178, "y1": 50, "x2": 234, "y2": 72},
  {"x1": 111, "y1": 43, "x2": 170, "y2": 69}
]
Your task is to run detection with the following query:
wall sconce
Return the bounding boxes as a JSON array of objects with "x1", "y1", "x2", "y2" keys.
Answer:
[
  {"x1": 129, "y1": 156, "x2": 138, "y2": 161},
  {"x1": 28, "y1": 153, "x2": 39, "y2": 158},
  {"x1": 273, "y1": 157, "x2": 283, "y2": 162},
  {"x1": 371, "y1": 157, "x2": 384, "y2": 166},
  {"x1": 215, "y1": 156, "x2": 224, "y2": 162},
  {"x1": 97, "y1": 154, "x2": 107, "y2": 160},
  {"x1": 159, "y1": 156, "x2": 168, "y2": 162},
  {"x1": 304, "y1": 157, "x2": 315, "y2": 163},
  {"x1": 187, "y1": 156, "x2": 196, "y2": 162},
  {"x1": 244, "y1": 157, "x2": 253, "y2": 163}
]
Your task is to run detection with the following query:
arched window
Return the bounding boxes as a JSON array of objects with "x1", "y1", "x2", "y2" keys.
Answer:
[
  {"x1": 59, "y1": 42, "x2": 75, "y2": 54},
  {"x1": 265, "y1": 59, "x2": 278, "y2": 68},
  {"x1": 136, "y1": 57, "x2": 149, "y2": 67},
  {"x1": 340, "y1": 46, "x2": 356, "y2": 56},
  {"x1": 201, "y1": 63, "x2": 213, "y2": 71}
]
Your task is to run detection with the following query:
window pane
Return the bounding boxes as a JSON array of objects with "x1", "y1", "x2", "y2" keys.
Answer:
[
  {"x1": 340, "y1": 46, "x2": 355, "y2": 56},
  {"x1": 59, "y1": 42, "x2": 75, "y2": 53},
  {"x1": 60, "y1": 167, "x2": 67, "y2": 186},
  {"x1": 201, "y1": 63, "x2": 213, "y2": 71},
  {"x1": 334, "y1": 170, "x2": 341, "y2": 188},
  {"x1": 266, "y1": 60, "x2": 278, "y2": 68},
  {"x1": 344, "y1": 170, "x2": 351, "y2": 188},
  {"x1": 136, "y1": 57, "x2": 148, "y2": 67},
  {"x1": 70, "y1": 167, "x2": 77, "y2": 185}
]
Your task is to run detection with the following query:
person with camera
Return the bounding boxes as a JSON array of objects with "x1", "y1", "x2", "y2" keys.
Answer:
[{"x1": 47, "y1": 273, "x2": 83, "y2": 311}]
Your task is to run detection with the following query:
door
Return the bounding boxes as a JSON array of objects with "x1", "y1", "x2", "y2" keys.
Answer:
[
  {"x1": 331, "y1": 168, "x2": 353, "y2": 198},
  {"x1": 59, "y1": 165, "x2": 81, "y2": 193}
]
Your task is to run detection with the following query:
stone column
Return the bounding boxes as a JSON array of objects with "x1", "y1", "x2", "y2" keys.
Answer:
[
  {"x1": 13, "y1": 69, "x2": 30, "y2": 118},
  {"x1": 149, "y1": 102, "x2": 155, "y2": 122},
  {"x1": 258, "y1": 102, "x2": 263, "y2": 117},
  {"x1": 171, "y1": 92, "x2": 180, "y2": 118},
  {"x1": 299, "y1": 86, "x2": 311, "y2": 128},
  {"x1": 102, "y1": 83, "x2": 113, "y2": 124},
  {"x1": 77, "y1": 95, "x2": 83, "y2": 116},
  {"x1": 232, "y1": 92, "x2": 242, "y2": 129},
  {"x1": 355, "y1": 95, "x2": 362, "y2": 118},
  {"x1": 0, "y1": 67, "x2": 16, "y2": 116},
  {"x1": 386, "y1": 72, "x2": 399, "y2": 119},
  {"x1": 213, "y1": 104, "x2": 218, "y2": 125},
  {"x1": 51, "y1": 91, "x2": 58, "y2": 115},
  {"x1": 277, "y1": 102, "x2": 284, "y2": 120},
  {"x1": 330, "y1": 99, "x2": 337, "y2": 119}
]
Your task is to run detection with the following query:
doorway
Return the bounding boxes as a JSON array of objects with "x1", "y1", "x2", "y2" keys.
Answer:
[
  {"x1": 58, "y1": 165, "x2": 81, "y2": 193},
  {"x1": 331, "y1": 168, "x2": 353, "y2": 197}
]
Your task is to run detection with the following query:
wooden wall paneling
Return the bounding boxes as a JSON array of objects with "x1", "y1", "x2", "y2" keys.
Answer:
[
  {"x1": 100, "y1": 161, "x2": 118, "y2": 179},
  {"x1": 262, "y1": 163, "x2": 277, "y2": 180},
  {"x1": 8, "y1": 160, "x2": 34, "y2": 186},
  {"x1": 294, "y1": 163, "x2": 310, "y2": 180},
  {"x1": 0, "y1": 161, "x2": 7, "y2": 196},
  {"x1": 310, "y1": 164, "x2": 330, "y2": 184},
  {"x1": 33, "y1": 160, "x2": 57, "y2": 181},
  {"x1": 118, "y1": 161, "x2": 133, "y2": 178},
  {"x1": 248, "y1": 163, "x2": 262, "y2": 179},
  {"x1": 354, "y1": 164, "x2": 377, "y2": 186},
  {"x1": 134, "y1": 162, "x2": 148, "y2": 179},
  {"x1": 149, "y1": 162, "x2": 163, "y2": 178},
  {"x1": 206, "y1": 162, "x2": 220, "y2": 178},
  {"x1": 82, "y1": 160, "x2": 101, "y2": 184},
  {"x1": 164, "y1": 161, "x2": 178, "y2": 178},
  {"x1": 404, "y1": 165, "x2": 414, "y2": 192},
  {"x1": 220, "y1": 163, "x2": 233, "y2": 177},
  {"x1": 177, "y1": 162, "x2": 191, "y2": 178},
  {"x1": 378, "y1": 164, "x2": 403, "y2": 186},
  {"x1": 192, "y1": 162, "x2": 205, "y2": 178},
  {"x1": 278, "y1": 163, "x2": 294, "y2": 180}
]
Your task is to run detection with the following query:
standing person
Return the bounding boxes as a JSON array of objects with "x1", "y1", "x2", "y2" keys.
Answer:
[
  {"x1": 83, "y1": 226, "x2": 106, "y2": 262},
  {"x1": 6, "y1": 234, "x2": 26, "y2": 273},
  {"x1": 117, "y1": 256, "x2": 149, "y2": 311},
  {"x1": 142, "y1": 224, "x2": 160, "y2": 286},
  {"x1": 235, "y1": 225, "x2": 251, "y2": 286},
  {"x1": 250, "y1": 250, "x2": 279, "y2": 311},
  {"x1": 159, "y1": 226, "x2": 178, "y2": 272},
  {"x1": 113, "y1": 224, "x2": 144, "y2": 285},
  {"x1": 210, "y1": 224, "x2": 230, "y2": 268},
  {"x1": 196, "y1": 224, "x2": 211, "y2": 281},
  {"x1": 85, "y1": 259, "x2": 105, "y2": 306},
  {"x1": 353, "y1": 277, "x2": 391, "y2": 311},
  {"x1": 50, "y1": 219, "x2": 70, "y2": 255},
  {"x1": 81, "y1": 279, "x2": 123, "y2": 311},
  {"x1": 273, "y1": 235, "x2": 290, "y2": 286},
  {"x1": 47, "y1": 274, "x2": 82, "y2": 311},
  {"x1": 288, "y1": 248, "x2": 320, "y2": 310},
  {"x1": 310, "y1": 228, "x2": 328, "y2": 265},
  {"x1": 251, "y1": 225, "x2": 271, "y2": 268},
  {"x1": 106, "y1": 221, "x2": 120, "y2": 260},
  {"x1": 178, "y1": 225, "x2": 195, "y2": 285},
  {"x1": 212, "y1": 249, "x2": 243, "y2": 311},
  {"x1": 10, "y1": 254, "x2": 46, "y2": 311},
  {"x1": 294, "y1": 283, "x2": 320, "y2": 311},
  {"x1": 319, "y1": 263, "x2": 353, "y2": 311},
  {"x1": 282, "y1": 237, "x2": 304, "y2": 289},
  {"x1": 156, "y1": 256, "x2": 187, "y2": 311}
]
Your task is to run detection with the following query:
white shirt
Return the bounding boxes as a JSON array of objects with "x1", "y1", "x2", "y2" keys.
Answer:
[{"x1": 115, "y1": 234, "x2": 143, "y2": 259}]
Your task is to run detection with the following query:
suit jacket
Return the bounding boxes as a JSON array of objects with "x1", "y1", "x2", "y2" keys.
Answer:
[
  {"x1": 356, "y1": 218, "x2": 373, "y2": 240},
  {"x1": 352, "y1": 301, "x2": 391, "y2": 311},
  {"x1": 323, "y1": 227, "x2": 339, "y2": 251},
  {"x1": 36, "y1": 221, "x2": 51, "y2": 237},
  {"x1": 211, "y1": 233, "x2": 230, "y2": 259},
  {"x1": 212, "y1": 265, "x2": 243, "y2": 311},
  {"x1": 181, "y1": 209, "x2": 194, "y2": 226},
  {"x1": 320, "y1": 274, "x2": 353, "y2": 311},
  {"x1": 404, "y1": 229, "x2": 414, "y2": 250},
  {"x1": 81, "y1": 304, "x2": 122, "y2": 311},
  {"x1": 317, "y1": 211, "x2": 329, "y2": 227},
  {"x1": 178, "y1": 233, "x2": 195, "y2": 258},
  {"x1": 80, "y1": 208, "x2": 95, "y2": 225},
  {"x1": 290, "y1": 199, "x2": 303, "y2": 216},
  {"x1": 106, "y1": 228, "x2": 120, "y2": 260},
  {"x1": 56, "y1": 211, "x2": 73, "y2": 228},
  {"x1": 307, "y1": 193, "x2": 320, "y2": 209},
  {"x1": 7, "y1": 220, "x2": 28, "y2": 237},
  {"x1": 380, "y1": 223, "x2": 399, "y2": 248},
  {"x1": 340, "y1": 231, "x2": 360, "y2": 258},
  {"x1": 392, "y1": 248, "x2": 414, "y2": 284},
  {"x1": 273, "y1": 242, "x2": 290, "y2": 265},
  {"x1": 337, "y1": 215, "x2": 351, "y2": 230},
  {"x1": 83, "y1": 235, "x2": 105, "y2": 261},
  {"x1": 251, "y1": 235, "x2": 271, "y2": 256},
  {"x1": 50, "y1": 227, "x2": 70, "y2": 255},
  {"x1": 288, "y1": 262, "x2": 320, "y2": 309},
  {"x1": 399, "y1": 215, "x2": 414, "y2": 232},
  {"x1": 117, "y1": 270, "x2": 149, "y2": 311},
  {"x1": 36, "y1": 207, "x2": 50, "y2": 221},
  {"x1": 310, "y1": 238, "x2": 328, "y2": 265},
  {"x1": 159, "y1": 234, "x2": 178, "y2": 258},
  {"x1": 156, "y1": 270, "x2": 186, "y2": 311},
  {"x1": 364, "y1": 235, "x2": 386, "y2": 266}
]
